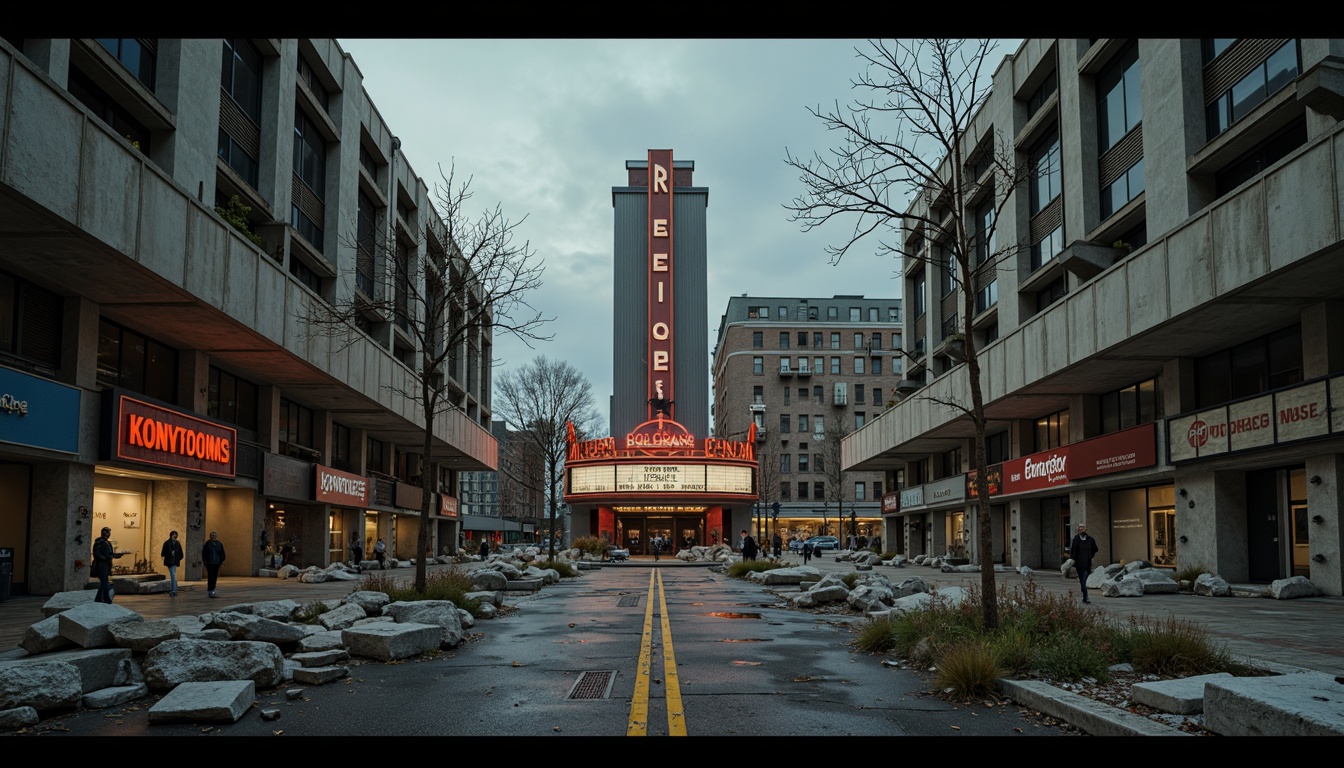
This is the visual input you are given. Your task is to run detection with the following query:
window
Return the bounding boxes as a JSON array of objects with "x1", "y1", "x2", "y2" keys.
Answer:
[
  {"x1": 855, "y1": 385, "x2": 865, "y2": 404},
  {"x1": 780, "y1": 414, "x2": 791, "y2": 433},
  {"x1": 827, "y1": 306, "x2": 838, "y2": 320},
  {"x1": 1030, "y1": 225, "x2": 1064, "y2": 272},
  {"x1": 974, "y1": 198, "x2": 997, "y2": 268},
  {"x1": 813, "y1": 356, "x2": 824, "y2": 376},
  {"x1": 0, "y1": 269, "x2": 62, "y2": 370},
  {"x1": 97, "y1": 38, "x2": 157, "y2": 89},
  {"x1": 778, "y1": 305, "x2": 789, "y2": 320},
  {"x1": 782, "y1": 385, "x2": 790, "y2": 405},
  {"x1": 1205, "y1": 40, "x2": 1299, "y2": 140},
  {"x1": 752, "y1": 385, "x2": 763, "y2": 404},
  {"x1": 868, "y1": 307, "x2": 878, "y2": 322},
  {"x1": 986, "y1": 431, "x2": 1010, "y2": 465},
  {"x1": 855, "y1": 412, "x2": 866, "y2": 428},
  {"x1": 913, "y1": 273, "x2": 927, "y2": 319},
  {"x1": 1034, "y1": 410, "x2": 1070, "y2": 452},
  {"x1": 331, "y1": 421, "x2": 353, "y2": 471},
  {"x1": 1100, "y1": 157, "x2": 1144, "y2": 219},
  {"x1": 779, "y1": 357, "x2": 792, "y2": 373},
  {"x1": 870, "y1": 333, "x2": 881, "y2": 350},
  {"x1": 208, "y1": 366, "x2": 259, "y2": 433},
  {"x1": 356, "y1": 190, "x2": 378, "y2": 297},
  {"x1": 940, "y1": 251, "x2": 957, "y2": 296},
  {"x1": 1098, "y1": 43, "x2": 1141, "y2": 153},
  {"x1": 68, "y1": 68, "x2": 152, "y2": 156},
  {"x1": 813, "y1": 415, "x2": 824, "y2": 435},
  {"x1": 941, "y1": 448, "x2": 961, "y2": 477},
  {"x1": 798, "y1": 332, "x2": 808, "y2": 347},
  {"x1": 830, "y1": 332, "x2": 840, "y2": 349},
  {"x1": 798, "y1": 482, "x2": 809, "y2": 500},
  {"x1": 1101, "y1": 376, "x2": 1162, "y2": 434},
  {"x1": 1028, "y1": 127, "x2": 1062, "y2": 216},
  {"x1": 752, "y1": 331, "x2": 763, "y2": 349},
  {"x1": 747, "y1": 306, "x2": 769, "y2": 319},
  {"x1": 1036, "y1": 275, "x2": 1068, "y2": 313},
  {"x1": 780, "y1": 482, "x2": 791, "y2": 500},
  {"x1": 814, "y1": 481, "x2": 825, "y2": 500},
  {"x1": 976, "y1": 279, "x2": 999, "y2": 314},
  {"x1": 1215, "y1": 117, "x2": 1307, "y2": 198},
  {"x1": 393, "y1": 240, "x2": 410, "y2": 332},
  {"x1": 297, "y1": 54, "x2": 330, "y2": 113},
  {"x1": 813, "y1": 385, "x2": 824, "y2": 404},
  {"x1": 779, "y1": 332, "x2": 790, "y2": 349},
  {"x1": 1027, "y1": 68, "x2": 1057, "y2": 120},
  {"x1": 1195, "y1": 324, "x2": 1302, "y2": 408},
  {"x1": 781, "y1": 454, "x2": 791, "y2": 473},
  {"x1": 849, "y1": 307, "x2": 860, "y2": 321},
  {"x1": 874, "y1": 481, "x2": 884, "y2": 499},
  {"x1": 830, "y1": 357, "x2": 841, "y2": 374},
  {"x1": 367, "y1": 437, "x2": 385, "y2": 474},
  {"x1": 798, "y1": 387, "x2": 807, "y2": 402},
  {"x1": 854, "y1": 333, "x2": 864, "y2": 349},
  {"x1": 798, "y1": 414, "x2": 809, "y2": 433},
  {"x1": 855, "y1": 482, "x2": 866, "y2": 501},
  {"x1": 872, "y1": 388, "x2": 883, "y2": 407},
  {"x1": 292, "y1": 107, "x2": 327, "y2": 249},
  {"x1": 888, "y1": 307, "x2": 900, "y2": 323},
  {"x1": 96, "y1": 319, "x2": 177, "y2": 403},
  {"x1": 814, "y1": 451, "x2": 824, "y2": 472},
  {"x1": 279, "y1": 397, "x2": 316, "y2": 452},
  {"x1": 220, "y1": 38, "x2": 263, "y2": 188},
  {"x1": 854, "y1": 357, "x2": 865, "y2": 374},
  {"x1": 753, "y1": 356, "x2": 763, "y2": 375},
  {"x1": 798, "y1": 453, "x2": 809, "y2": 473}
]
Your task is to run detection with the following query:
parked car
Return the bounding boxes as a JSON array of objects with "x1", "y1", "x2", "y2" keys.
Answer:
[{"x1": 806, "y1": 535, "x2": 841, "y2": 551}]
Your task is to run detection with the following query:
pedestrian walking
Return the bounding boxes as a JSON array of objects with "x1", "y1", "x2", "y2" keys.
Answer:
[
  {"x1": 202, "y1": 530, "x2": 226, "y2": 598},
  {"x1": 772, "y1": 532, "x2": 782, "y2": 558},
  {"x1": 802, "y1": 539, "x2": 813, "y2": 564},
  {"x1": 652, "y1": 534, "x2": 663, "y2": 561},
  {"x1": 92, "y1": 526, "x2": 123, "y2": 603},
  {"x1": 349, "y1": 533, "x2": 363, "y2": 572},
  {"x1": 1069, "y1": 524, "x2": 1099, "y2": 604},
  {"x1": 476, "y1": 537, "x2": 489, "y2": 560},
  {"x1": 160, "y1": 530, "x2": 184, "y2": 596},
  {"x1": 740, "y1": 529, "x2": 758, "y2": 561},
  {"x1": 374, "y1": 537, "x2": 387, "y2": 568}
]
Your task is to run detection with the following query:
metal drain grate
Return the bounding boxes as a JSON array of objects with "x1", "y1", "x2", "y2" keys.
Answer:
[
  {"x1": 617, "y1": 595, "x2": 641, "y2": 607},
  {"x1": 567, "y1": 670, "x2": 616, "y2": 700}
]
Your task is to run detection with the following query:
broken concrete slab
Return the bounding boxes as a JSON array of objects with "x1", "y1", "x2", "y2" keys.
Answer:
[
  {"x1": 20, "y1": 615, "x2": 75, "y2": 655},
  {"x1": 57, "y1": 602, "x2": 143, "y2": 648},
  {"x1": 108, "y1": 619, "x2": 181, "y2": 652},
  {"x1": 342, "y1": 622, "x2": 440, "y2": 661},
  {"x1": 82, "y1": 683, "x2": 149, "y2": 709},
  {"x1": 291, "y1": 665, "x2": 348, "y2": 685},
  {"x1": 0, "y1": 660, "x2": 82, "y2": 711},
  {"x1": 147, "y1": 679, "x2": 255, "y2": 724},
  {"x1": 1204, "y1": 672, "x2": 1344, "y2": 736},
  {"x1": 32, "y1": 647, "x2": 131, "y2": 693},
  {"x1": 1130, "y1": 673, "x2": 1233, "y2": 714},
  {"x1": 40, "y1": 590, "x2": 96, "y2": 618},
  {"x1": 290, "y1": 649, "x2": 349, "y2": 668},
  {"x1": 142, "y1": 639, "x2": 285, "y2": 691}
]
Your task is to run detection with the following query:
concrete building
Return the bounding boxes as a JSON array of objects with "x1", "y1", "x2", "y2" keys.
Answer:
[
  {"x1": 712, "y1": 295, "x2": 903, "y2": 549},
  {"x1": 844, "y1": 38, "x2": 1344, "y2": 595},
  {"x1": 459, "y1": 420, "x2": 545, "y2": 547},
  {"x1": 0, "y1": 37, "x2": 496, "y2": 595}
]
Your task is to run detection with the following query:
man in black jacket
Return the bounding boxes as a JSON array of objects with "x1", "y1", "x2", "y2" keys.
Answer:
[
  {"x1": 202, "y1": 530, "x2": 226, "y2": 598},
  {"x1": 1068, "y1": 524, "x2": 1099, "y2": 605},
  {"x1": 92, "y1": 527, "x2": 123, "y2": 603}
]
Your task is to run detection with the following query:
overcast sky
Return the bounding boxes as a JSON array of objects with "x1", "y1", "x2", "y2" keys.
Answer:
[{"x1": 337, "y1": 39, "x2": 1016, "y2": 433}]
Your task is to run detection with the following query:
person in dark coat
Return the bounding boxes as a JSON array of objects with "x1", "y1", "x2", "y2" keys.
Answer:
[
  {"x1": 92, "y1": 527, "x2": 123, "y2": 603},
  {"x1": 1068, "y1": 523, "x2": 1099, "y2": 604},
  {"x1": 772, "y1": 533, "x2": 782, "y2": 558},
  {"x1": 802, "y1": 539, "x2": 813, "y2": 564},
  {"x1": 202, "y1": 530, "x2": 226, "y2": 598},
  {"x1": 349, "y1": 534, "x2": 363, "y2": 572},
  {"x1": 740, "y1": 529, "x2": 758, "y2": 561},
  {"x1": 160, "y1": 530, "x2": 184, "y2": 596}
]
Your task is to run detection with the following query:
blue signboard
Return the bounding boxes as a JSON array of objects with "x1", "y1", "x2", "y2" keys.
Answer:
[{"x1": 0, "y1": 365, "x2": 81, "y2": 454}]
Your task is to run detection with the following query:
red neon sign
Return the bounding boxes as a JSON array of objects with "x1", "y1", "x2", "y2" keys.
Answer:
[
  {"x1": 647, "y1": 148, "x2": 674, "y2": 421},
  {"x1": 116, "y1": 395, "x2": 236, "y2": 478}
]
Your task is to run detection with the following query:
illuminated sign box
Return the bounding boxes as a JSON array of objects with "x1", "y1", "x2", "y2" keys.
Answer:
[
  {"x1": 568, "y1": 462, "x2": 754, "y2": 497},
  {"x1": 106, "y1": 391, "x2": 236, "y2": 479}
]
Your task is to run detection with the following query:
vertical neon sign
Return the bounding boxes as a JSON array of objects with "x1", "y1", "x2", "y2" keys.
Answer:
[{"x1": 647, "y1": 149, "x2": 674, "y2": 420}]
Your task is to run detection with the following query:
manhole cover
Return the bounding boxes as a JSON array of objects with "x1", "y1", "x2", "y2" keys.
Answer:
[
  {"x1": 617, "y1": 595, "x2": 641, "y2": 607},
  {"x1": 567, "y1": 670, "x2": 616, "y2": 700}
]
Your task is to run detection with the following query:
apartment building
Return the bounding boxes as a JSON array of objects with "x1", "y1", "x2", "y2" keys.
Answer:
[
  {"x1": 713, "y1": 295, "x2": 903, "y2": 548},
  {"x1": 0, "y1": 37, "x2": 496, "y2": 595},
  {"x1": 459, "y1": 421, "x2": 545, "y2": 547},
  {"x1": 844, "y1": 39, "x2": 1344, "y2": 595}
]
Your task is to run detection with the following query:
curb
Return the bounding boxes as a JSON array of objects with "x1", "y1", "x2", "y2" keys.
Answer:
[{"x1": 999, "y1": 679, "x2": 1190, "y2": 736}]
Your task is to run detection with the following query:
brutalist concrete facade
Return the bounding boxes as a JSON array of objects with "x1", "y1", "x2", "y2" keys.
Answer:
[
  {"x1": 845, "y1": 38, "x2": 1344, "y2": 595},
  {"x1": 0, "y1": 38, "x2": 496, "y2": 595}
]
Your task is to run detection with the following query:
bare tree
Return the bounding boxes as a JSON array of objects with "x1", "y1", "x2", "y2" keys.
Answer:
[
  {"x1": 312, "y1": 161, "x2": 549, "y2": 593},
  {"x1": 785, "y1": 39, "x2": 1025, "y2": 628},
  {"x1": 494, "y1": 356, "x2": 603, "y2": 563}
]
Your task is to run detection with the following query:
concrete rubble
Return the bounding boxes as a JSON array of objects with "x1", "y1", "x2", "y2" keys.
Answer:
[{"x1": 0, "y1": 547, "x2": 579, "y2": 730}]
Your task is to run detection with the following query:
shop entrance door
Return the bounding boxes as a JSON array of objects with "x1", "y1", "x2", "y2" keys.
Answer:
[{"x1": 1246, "y1": 467, "x2": 1305, "y2": 582}]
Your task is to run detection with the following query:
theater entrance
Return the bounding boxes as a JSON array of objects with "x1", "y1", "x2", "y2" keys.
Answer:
[{"x1": 616, "y1": 512, "x2": 706, "y2": 556}]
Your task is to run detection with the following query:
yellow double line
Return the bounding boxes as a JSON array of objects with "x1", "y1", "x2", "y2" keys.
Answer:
[{"x1": 627, "y1": 568, "x2": 686, "y2": 736}]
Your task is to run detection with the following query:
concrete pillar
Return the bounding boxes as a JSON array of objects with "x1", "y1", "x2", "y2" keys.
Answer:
[
  {"x1": 1178, "y1": 469, "x2": 1249, "y2": 582},
  {"x1": 1012, "y1": 498, "x2": 1044, "y2": 569},
  {"x1": 1303, "y1": 454, "x2": 1343, "y2": 596},
  {"x1": 29, "y1": 461, "x2": 95, "y2": 595},
  {"x1": 177, "y1": 350, "x2": 210, "y2": 414},
  {"x1": 1071, "y1": 489, "x2": 1111, "y2": 563},
  {"x1": 1301, "y1": 301, "x2": 1344, "y2": 379}
]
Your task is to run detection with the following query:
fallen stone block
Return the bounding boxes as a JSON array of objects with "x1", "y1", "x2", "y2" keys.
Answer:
[
  {"x1": 147, "y1": 680, "x2": 255, "y2": 724},
  {"x1": 142, "y1": 639, "x2": 285, "y2": 691},
  {"x1": 1131, "y1": 673, "x2": 1232, "y2": 714},
  {"x1": 261, "y1": 708, "x2": 281, "y2": 721},
  {"x1": 57, "y1": 602, "x2": 143, "y2": 648},
  {"x1": 208, "y1": 612, "x2": 307, "y2": 645},
  {"x1": 505, "y1": 579, "x2": 543, "y2": 592},
  {"x1": 318, "y1": 602, "x2": 367, "y2": 631},
  {"x1": 1269, "y1": 576, "x2": 1319, "y2": 600},
  {"x1": 345, "y1": 591, "x2": 392, "y2": 617},
  {"x1": 0, "y1": 660, "x2": 82, "y2": 711},
  {"x1": 41, "y1": 590, "x2": 96, "y2": 618},
  {"x1": 20, "y1": 615, "x2": 75, "y2": 655},
  {"x1": 32, "y1": 648, "x2": 131, "y2": 693},
  {"x1": 382, "y1": 601, "x2": 466, "y2": 648},
  {"x1": 290, "y1": 650, "x2": 349, "y2": 668},
  {"x1": 82, "y1": 683, "x2": 149, "y2": 709},
  {"x1": 1204, "y1": 672, "x2": 1344, "y2": 736},
  {"x1": 0, "y1": 706, "x2": 39, "y2": 728},
  {"x1": 108, "y1": 619, "x2": 181, "y2": 652},
  {"x1": 292, "y1": 665, "x2": 348, "y2": 685},
  {"x1": 297, "y1": 631, "x2": 345, "y2": 653},
  {"x1": 342, "y1": 622, "x2": 441, "y2": 661},
  {"x1": 1101, "y1": 575, "x2": 1144, "y2": 597}
]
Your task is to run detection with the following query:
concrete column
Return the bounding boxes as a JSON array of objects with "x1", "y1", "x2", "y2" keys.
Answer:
[
  {"x1": 1162, "y1": 357, "x2": 1197, "y2": 416},
  {"x1": 13, "y1": 39, "x2": 71, "y2": 86},
  {"x1": 1178, "y1": 469, "x2": 1249, "y2": 582},
  {"x1": 1071, "y1": 489, "x2": 1111, "y2": 563},
  {"x1": 149, "y1": 481, "x2": 190, "y2": 576},
  {"x1": 177, "y1": 350, "x2": 210, "y2": 414},
  {"x1": 1303, "y1": 454, "x2": 1343, "y2": 596},
  {"x1": 1012, "y1": 498, "x2": 1044, "y2": 569},
  {"x1": 1301, "y1": 301, "x2": 1344, "y2": 379},
  {"x1": 29, "y1": 461, "x2": 95, "y2": 595},
  {"x1": 258, "y1": 385, "x2": 281, "y2": 453}
]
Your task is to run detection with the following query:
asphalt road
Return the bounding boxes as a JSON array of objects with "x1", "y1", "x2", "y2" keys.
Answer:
[{"x1": 10, "y1": 564, "x2": 1072, "y2": 739}]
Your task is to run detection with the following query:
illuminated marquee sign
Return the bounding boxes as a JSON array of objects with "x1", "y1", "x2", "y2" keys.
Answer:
[
  {"x1": 567, "y1": 462, "x2": 755, "y2": 496},
  {"x1": 647, "y1": 148, "x2": 674, "y2": 420},
  {"x1": 113, "y1": 394, "x2": 236, "y2": 478}
]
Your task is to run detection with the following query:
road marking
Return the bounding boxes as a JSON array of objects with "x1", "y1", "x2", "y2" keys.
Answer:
[
  {"x1": 657, "y1": 569, "x2": 687, "y2": 735},
  {"x1": 627, "y1": 569, "x2": 656, "y2": 735},
  {"x1": 627, "y1": 568, "x2": 688, "y2": 736}
]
